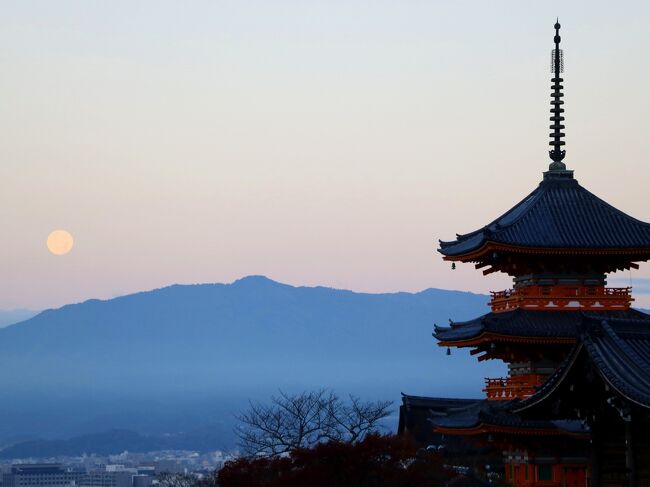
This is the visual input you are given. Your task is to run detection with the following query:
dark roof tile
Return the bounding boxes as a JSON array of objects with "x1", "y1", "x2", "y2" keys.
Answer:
[
  {"x1": 428, "y1": 398, "x2": 586, "y2": 433},
  {"x1": 515, "y1": 316, "x2": 650, "y2": 410},
  {"x1": 434, "y1": 309, "x2": 650, "y2": 342},
  {"x1": 439, "y1": 177, "x2": 650, "y2": 257}
]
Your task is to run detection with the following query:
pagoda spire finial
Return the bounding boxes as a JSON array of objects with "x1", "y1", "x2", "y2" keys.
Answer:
[{"x1": 548, "y1": 19, "x2": 567, "y2": 172}]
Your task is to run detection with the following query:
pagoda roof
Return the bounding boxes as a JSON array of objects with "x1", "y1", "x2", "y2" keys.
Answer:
[
  {"x1": 425, "y1": 398, "x2": 587, "y2": 437},
  {"x1": 515, "y1": 315, "x2": 650, "y2": 411},
  {"x1": 434, "y1": 308, "x2": 650, "y2": 345},
  {"x1": 397, "y1": 394, "x2": 481, "y2": 445},
  {"x1": 400, "y1": 394, "x2": 479, "y2": 410},
  {"x1": 439, "y1": 175, "x2": 650, "y2": 259}
]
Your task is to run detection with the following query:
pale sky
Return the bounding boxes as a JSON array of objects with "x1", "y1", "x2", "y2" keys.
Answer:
[{"x1": 2, "y1": 1, "x2": 650, "y2": 309}]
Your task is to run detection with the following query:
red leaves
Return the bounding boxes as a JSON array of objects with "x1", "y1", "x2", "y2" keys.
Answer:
[{"x1": 218, "y1": 434, "x2": 453, "y2": 487}]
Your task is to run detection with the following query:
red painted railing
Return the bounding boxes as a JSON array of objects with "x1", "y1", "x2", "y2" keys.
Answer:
[
  {"x1": 490, "y1": 285, "x2": 632, "y2": 313},
  {"x1": 484, "y1": 374, "x2": 545, "y2": 401}
]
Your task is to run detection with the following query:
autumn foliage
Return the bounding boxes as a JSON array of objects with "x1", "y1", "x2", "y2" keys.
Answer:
[{"x1": 217, "y1": 433, "x2": 469, "y2": 487}]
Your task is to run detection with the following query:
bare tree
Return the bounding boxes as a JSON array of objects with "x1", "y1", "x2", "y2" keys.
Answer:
[
  {"x1": 235, "y1": 389, "x2": 392, "y2": 456},
  {"x1": 323, "y1": 394, "x2": 393, "y2": 443}
]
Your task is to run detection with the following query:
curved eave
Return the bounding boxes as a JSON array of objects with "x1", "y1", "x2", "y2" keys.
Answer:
[
  {"x1": 437, "y1": 332, "x2": 576, "y2": 348},
  {"x1": 433, "y1": 423, "x2": 588, "y2": 438},
  {"x1": 514, "y1": 318, "x2": 650, "y2": 413},
  {"x1": 596, "y1": 365, "x2": 650, "y2": 410},
  {"x1": 514, "y1": 342, "x2": 650, "y2": 412},
  {"x1": 581, "y1": 320, "x2": 650, "y2": 408},
  {"x1": 439, "y1": 241, "x2": 650, "y2": 263},
  {"x1": 512, "y1": 345, "x2": 583, "y2": 414}
]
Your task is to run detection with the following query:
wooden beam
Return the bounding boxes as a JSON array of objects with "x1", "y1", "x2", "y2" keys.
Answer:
[
  {"x1": 626, "y1": 418, "x2": 636, "y2": 487},
  {"x1": 591, "y1": 422, "x2": 601, "y2": 487},
  {"x1": 478, "y1": 352, "x2": 499, "y2": 362}
]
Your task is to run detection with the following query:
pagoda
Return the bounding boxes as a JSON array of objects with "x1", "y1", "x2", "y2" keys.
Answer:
[{"x1": 399, "y1": 22, "x2": 650, "y2": 487}]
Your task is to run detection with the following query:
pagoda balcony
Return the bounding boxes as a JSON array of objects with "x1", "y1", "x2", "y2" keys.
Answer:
[
  {"x1": 490, "y1": 285, "x2": 633, "y2": 313},
  {"x1": 484, "y1": 374, "x2": 545, "y2": 401}
]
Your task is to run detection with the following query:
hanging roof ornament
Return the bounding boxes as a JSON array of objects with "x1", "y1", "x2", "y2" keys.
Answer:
[{"x1": 546, "y1": 20, "x2": 572, "y2": 178}]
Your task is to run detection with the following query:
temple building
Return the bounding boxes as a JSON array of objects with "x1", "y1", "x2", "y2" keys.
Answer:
[{"x1": 399, "y1": 22, "x2": 650, "y2": 487}]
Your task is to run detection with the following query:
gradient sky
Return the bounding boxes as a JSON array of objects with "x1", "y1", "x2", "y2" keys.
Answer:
[{"x1": 2, "y1": 1, "x2": 650, "y2": 310}]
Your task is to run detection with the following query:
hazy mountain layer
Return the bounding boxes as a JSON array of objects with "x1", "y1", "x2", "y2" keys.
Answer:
[
  {"x1": 0, "y1": 429, "x2": 228, "y2": 459},
  {"x1": 0, "y1": 276, "x2": 502, "y2": 453}
]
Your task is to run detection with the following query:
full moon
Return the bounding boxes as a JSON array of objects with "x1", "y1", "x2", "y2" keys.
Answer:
[{"x1": 47, "y1": 230, "x2": 74, "y2": 256}]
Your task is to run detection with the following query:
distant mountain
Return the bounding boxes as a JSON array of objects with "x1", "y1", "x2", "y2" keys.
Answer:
[
  {"x1": 0, "y1": 276, "x2": 502, "y2": 453},
  {"x1": 0, "y1": 429, "x2": 227, "y2": 458},
  {"x1": 0, "y1": 309, "x2": 37, "y2": 327}
]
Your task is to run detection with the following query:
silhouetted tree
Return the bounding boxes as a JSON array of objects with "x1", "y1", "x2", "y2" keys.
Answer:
[{"x1": 234, "y1": 390, "x2": 392, "y2": 456}]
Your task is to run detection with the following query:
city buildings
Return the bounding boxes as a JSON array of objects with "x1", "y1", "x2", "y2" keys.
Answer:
[{"x1": 0, "y1": 450, "x2": 230, "y2": 487}]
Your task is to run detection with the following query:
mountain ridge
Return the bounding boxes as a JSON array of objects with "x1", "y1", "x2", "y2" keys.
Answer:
[
  {"x1": 0, "y1": 275, "x2": 501, "y2": 451},
  {"x1": 0, "y1": 428, "x2": 232, "y2": 458},
  {"x1": 8, "y1": 275, "x2": 483, "y2": 327}
]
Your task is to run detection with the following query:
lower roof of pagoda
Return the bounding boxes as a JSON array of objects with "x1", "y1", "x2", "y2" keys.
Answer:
[
  {"x1": 434, "y1": 308, "x2": 650, "y2": 346},
  {"x1": 514, "y1": 315, "x2": 650, "y2": 413},
  {"x1": 421, "y1": 397, "x2": 587, "y2": 437},
  {"x1": 397, "y1": 394, "x2": 483, "y2": 444},
  {"x1": 400, "y1": 394, "x2": 479, "y2": 410}
]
